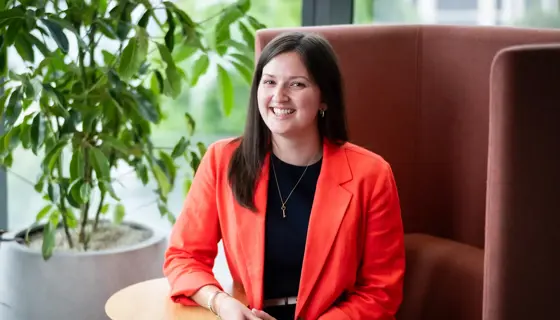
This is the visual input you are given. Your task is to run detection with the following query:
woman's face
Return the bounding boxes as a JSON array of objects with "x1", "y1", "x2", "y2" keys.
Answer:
[{"x1": 257, "y1": 51, "x2": 325, "y2": 139}]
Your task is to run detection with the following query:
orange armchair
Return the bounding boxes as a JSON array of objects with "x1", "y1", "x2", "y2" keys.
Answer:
[{"x1": 256, "y1": 24, "x2": 560, "y2": 320}]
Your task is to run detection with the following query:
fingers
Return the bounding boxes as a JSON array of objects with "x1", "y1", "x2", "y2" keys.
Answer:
[{"x1": 251, "y1": 309, "x2": 276, "y2": 320}]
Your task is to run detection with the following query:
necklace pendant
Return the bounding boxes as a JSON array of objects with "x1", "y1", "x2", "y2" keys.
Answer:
[{"x1": 281, "y1": 204, "x2": 286, "y2": 218}]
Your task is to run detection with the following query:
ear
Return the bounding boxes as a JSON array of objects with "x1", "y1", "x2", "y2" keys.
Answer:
[{"x1": 320, "y1": 102, "x2": 328, "y2": 111}]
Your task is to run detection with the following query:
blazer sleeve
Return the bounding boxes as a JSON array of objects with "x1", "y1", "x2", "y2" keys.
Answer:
[
  {"x1": 162, "y1": 142, "x2": 223, "y2": 306},
  {"x1": 320, "y1": 162, "x2": 405, "y2": 320}
]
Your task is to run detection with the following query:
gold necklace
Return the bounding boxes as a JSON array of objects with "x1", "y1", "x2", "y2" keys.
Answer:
[{"x1": 270, "y1": 155, "x2": 316, "y2": 218}]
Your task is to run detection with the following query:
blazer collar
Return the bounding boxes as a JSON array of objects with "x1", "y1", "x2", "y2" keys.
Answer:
[{"x1": 233, "y1": 140, "x2": 353, "y2": 314}]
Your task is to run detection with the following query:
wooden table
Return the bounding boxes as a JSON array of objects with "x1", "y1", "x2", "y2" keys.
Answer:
[{"x1": 105, "y1": 277, "x2": 224, "y2": 320}]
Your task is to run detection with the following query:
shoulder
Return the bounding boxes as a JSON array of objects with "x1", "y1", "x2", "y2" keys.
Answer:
[
  {"x1": 340, "y1": 142, "x2": 391, "y2": 173},
  {"x1": 204, "y1": 137, "x2": 240, "y2": 161}
]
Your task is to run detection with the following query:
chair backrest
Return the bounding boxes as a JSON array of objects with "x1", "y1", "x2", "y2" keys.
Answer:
[{"x1": 255, "y1": 24, "x2": 560, "y2": 248}]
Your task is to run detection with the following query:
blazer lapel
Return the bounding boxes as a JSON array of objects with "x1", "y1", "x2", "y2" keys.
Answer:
[
  {"x1": 233, "y1": 154, "x2": 270, "y2": 310},
  {"x1": 296, "y1": 141, "x2": 353, "y2": 315}
]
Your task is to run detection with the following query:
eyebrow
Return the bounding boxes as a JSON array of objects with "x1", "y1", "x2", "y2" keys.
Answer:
[{"x1": 262, "y1": 73, "x2": 310, "y2": 81}]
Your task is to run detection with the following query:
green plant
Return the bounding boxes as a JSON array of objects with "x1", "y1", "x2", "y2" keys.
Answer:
[{"x1": 0, "y1": 0, "x2": 265, "y2": 259}]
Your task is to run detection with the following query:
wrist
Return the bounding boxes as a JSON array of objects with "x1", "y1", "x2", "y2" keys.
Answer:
[{"x1": 208, "y1": 291, "x2": 230, "y2": 316}]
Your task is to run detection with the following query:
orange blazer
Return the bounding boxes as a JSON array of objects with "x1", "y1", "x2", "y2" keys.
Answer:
[{"x1": 163, "y1": 138, "x2": 405, "y2": 320}]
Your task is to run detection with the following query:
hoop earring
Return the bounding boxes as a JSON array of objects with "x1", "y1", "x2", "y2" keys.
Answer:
[{"x1": 319, "y1": 109, "x2": 325, "y2": 118}]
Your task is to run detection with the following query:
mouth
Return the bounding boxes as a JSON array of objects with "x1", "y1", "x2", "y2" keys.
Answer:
[{"x1": 270, "y1": 107, "x2": 295, "y2": 116}]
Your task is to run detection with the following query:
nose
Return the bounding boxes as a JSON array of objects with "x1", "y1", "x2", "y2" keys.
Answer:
[{"x1": 271, "y1": 85, "x2": 289, "y2": 103}]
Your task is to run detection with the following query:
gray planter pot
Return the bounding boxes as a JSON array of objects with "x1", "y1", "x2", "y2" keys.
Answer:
[{"x1": 0, "y1": 221, "x2": 167, "y2": 320}]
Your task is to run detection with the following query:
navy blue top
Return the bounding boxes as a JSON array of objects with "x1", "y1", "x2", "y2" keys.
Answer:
[{"x1": 262, "y1": 154, "x2": 322, "y2": 320}]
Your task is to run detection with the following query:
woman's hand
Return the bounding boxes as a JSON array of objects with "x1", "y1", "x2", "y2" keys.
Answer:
[
  {"x1": 251, "y1": 309, "x2": 277, "y2": 320},
  {"x1": 215, "y1": 294, "x2": 261, "y2": 320}
]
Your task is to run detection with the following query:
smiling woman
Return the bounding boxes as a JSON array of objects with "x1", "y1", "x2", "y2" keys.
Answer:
[{"x1": 163, "y1": 31, "x2": 406, "y2": 320}]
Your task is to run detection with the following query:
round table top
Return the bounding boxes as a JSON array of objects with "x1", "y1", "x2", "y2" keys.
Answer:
[{"x1": 105, "y1": 277, "x2": 217, "y2": 320}]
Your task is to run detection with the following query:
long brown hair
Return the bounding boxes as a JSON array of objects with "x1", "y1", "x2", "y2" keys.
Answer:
[{"x1": 227, "y1": 31, "x2": 348, "y2": 211}]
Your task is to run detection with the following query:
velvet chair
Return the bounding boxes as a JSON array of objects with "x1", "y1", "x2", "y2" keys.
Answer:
[{"x1": 255, "y1": 24, "x2": 560, "y2": 320}]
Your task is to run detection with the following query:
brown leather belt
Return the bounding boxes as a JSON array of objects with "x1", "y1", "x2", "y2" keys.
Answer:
[{"x1": 263, "y1": 296, "x2": 298, "y2": 307}]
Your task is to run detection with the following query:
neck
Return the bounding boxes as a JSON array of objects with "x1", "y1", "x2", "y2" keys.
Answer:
[{"x1": 271, "y1": 132, "x2": 323, "y2": 166}]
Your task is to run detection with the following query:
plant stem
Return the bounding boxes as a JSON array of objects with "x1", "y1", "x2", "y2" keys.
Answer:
[
  {"x1": 82, "y1": 19, "x2": 98, "y2": 249},
  {"x1": 54, "y1": 119, "x2": 74, "y2": 249},
  {"x1": 93, "y1": 192, "x2": 105, "y2": 231},
  {"x1": 78, "y1": 146, "x2": 91, "y2": 246},
  {"x1": 77, "y1": 34, "x2": 92, "y2": 246}
]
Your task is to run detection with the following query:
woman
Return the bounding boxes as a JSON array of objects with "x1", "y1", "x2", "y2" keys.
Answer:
[{"x1": 163, "y1": 31, "x2": 405, "y2": 320}]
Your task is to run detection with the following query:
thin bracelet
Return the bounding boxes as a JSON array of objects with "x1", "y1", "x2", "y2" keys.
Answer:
[{"x1": 207, "y1": 291, "x2": 230, "y2": 316}]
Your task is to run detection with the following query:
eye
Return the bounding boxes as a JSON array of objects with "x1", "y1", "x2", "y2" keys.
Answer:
[
  {"x1": 262, "y1": 79, "x2": 274, "y2": 85},
  {"x1": 291, "y1": 82, "x2": 305, "y2": 88}
]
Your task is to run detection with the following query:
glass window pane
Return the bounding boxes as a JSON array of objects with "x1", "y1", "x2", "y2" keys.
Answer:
[
  {"x1": 7, "y1": 0, "x2": 303, "y2": 233},
  {"x1": 353, "y1": 0, "x2": 560, "y2": 28}
]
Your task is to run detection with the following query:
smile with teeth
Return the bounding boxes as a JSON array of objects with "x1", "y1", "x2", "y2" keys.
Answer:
[{"x1": 271, "y1": 107, "x2": 295, "y2": 116}]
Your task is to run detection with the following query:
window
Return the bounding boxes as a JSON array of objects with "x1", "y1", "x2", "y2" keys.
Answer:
[
  {"x1": 6, "y1": 0, "x2": 303, "y2": 232},
  {"x1": 353, "y1": 0, "x2": 560, "y2": 27}
]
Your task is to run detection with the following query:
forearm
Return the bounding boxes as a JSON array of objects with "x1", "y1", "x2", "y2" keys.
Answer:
[{"x1": 190, "y1": 285, "x2": 226, "y2": 310}]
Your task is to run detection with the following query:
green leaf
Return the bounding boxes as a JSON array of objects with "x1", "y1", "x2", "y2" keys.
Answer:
[
  {"x1": 197, "y1": 142, "x2": 207, "y2": 158},
  {"x1": 135, "y1": 88, "x2": 161, "y2": 123},
  {"x1": 151, "y1": 70, "x2": 164, "y2": 94},
  {"x1": 43, "y1": 139, "x2": 67, "y2": 174},
  {"x1": 97, "y1": 0, "x2": 108, "y2": 15},
  {"x1": 190, "y1": 54, "x2": 209, "y2": 86},
  {"x1": 184, "y1": 112, "x2": 195, "y2": 136},
  {"x1": 102, "y1": 50, "x2": 115, "y2": 65},
  {"x1": 80, "y1": 183, "x2": 91, "y2": 203},
  {"x1": 64, "y1": 209, "x2": 78, "y2": 228},
  {"x1": 90, "y1": 147, "x2": 110, "y2": 180},
  {"x1": 238, "y1": 22, "x2": 255, "y2": 51},
  {"x1": 159, "y1": 151, "x2": 176, "y2": 184},
  {"x1": 34, "y1": 176, "x2": 45, "y2": 193},
  {"x1": 173, "y1": 45, "x2": 198, "y2": 62},
  {"x1": 100, "y1": 134, "x2": 130, "y2": 155},
  {"x1": 68, "y1": 178, "x2": 85, "y2": 205},
  {"x1": 183, "y1": 179, "x2": 192, "y2": 196},
  {"x1": 25, "y1": 34, "x2": 51, "y2": 58},
  {"x1": 0, "y1": 44, "x2": 6, "y2": 76},
  {"x1": 41, "y1": 18, "x2": 69, "y2": 54},
  {"x1": 0, "y1": 87, "x2": 12, "y2": 120},
  {"x1": 4, "y1": 88, "x2": 22, "y2": 128},
  {"x1": 164, "y1": 2, "x2": 195, "y2": 28},
  {"x1": 30, "y1": 113, "x2": 45, "y2": 154},
  {"x1": 157, "y1": 43, "x2": 174, "y2": 67},
  {"x1": 165, "y1": 65, "x2": 181, "y2": 98},
  {"x1": 118, "y1": 29, "x2": 149, "y2": 79},
  {"x1": 152, "y1": 163, "x2": 171, "y2": 197},
  {"x1": 217, "y1": 64, "x2": 234, "y2": 116},
  {"x1": 190, "y1": 151, "x2": 201, "y2": 172},
  {"x1": 230, "y1": 60, "x2": 252, "y2": 84},
  {"x1": 113, "y1": 204, "x2": 125, "y2": 224},
  {"x1": 171, "y1": 137, "x2": 189, "y2": 158},
  {"x1": 247, "y1": 15, "x2": 266, "y2": 30},
  {"x1": 0, "y1": 7, "x2": 25, "y2": 30},
  {"x1": 100, "y1": 203, "x2": 110, "y2": 214},
  {"x1": 41, "y1": 220, "x2": 56, "y2": 260},
  {"x1": 95, "y1": 19, "x2": 117, "y2": 39},
  {"x1": 99, "y1": 180, "x2": 120, "y2": 201},
  {"x1": 215, "y1": 7, "x2": 243, "y2": 46},
  {"x1": 4, "y1": 20, "x2": 22, "y2": 46},
  {"x1": 14, "y1": 36, "x2": 34, "y2": 63},
  {"x1": 230, "y1": 53, "x2": 254, "y2": 72},
  {"x1": 166, "y1": 212, "x2": 176, "y2": 224},
  {"x1": 35, "y1": 204, "x2": 52, "y2": 223},
  {"x1": 70, "y1": 147, "x2": 85, "y2": 181},
  {"x1": 165, "y1": 8, "x2": 175, "y2": 52},
  {"x1": 3, "y1": 125, "x2": 20, "y2": 151},
  {"x1": 136, "y1": 162, "x2": 149, "y2": 184},
  {"x1": 237, "y1": 0, "x2": 251, "y2": 13},
  {"x1": 138, "y1": 9, "x2": 151, "y2": 28}
]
